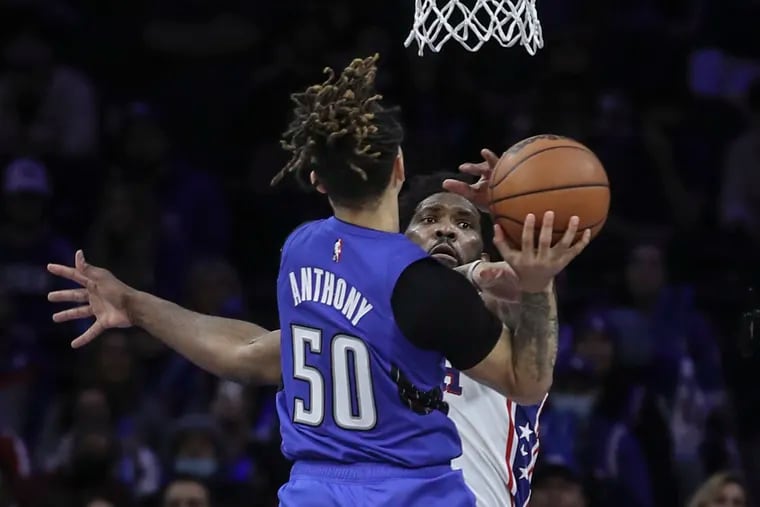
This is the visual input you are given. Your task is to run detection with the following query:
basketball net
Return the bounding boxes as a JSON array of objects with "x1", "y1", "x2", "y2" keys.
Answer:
[{"x1": 405, "y1": 0, "x2": 543, "y2": 56}]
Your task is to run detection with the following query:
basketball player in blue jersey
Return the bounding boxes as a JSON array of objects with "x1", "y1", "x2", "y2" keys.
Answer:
[{"x1": 46, "y1": 55, "x2": 590, "y2": 506}]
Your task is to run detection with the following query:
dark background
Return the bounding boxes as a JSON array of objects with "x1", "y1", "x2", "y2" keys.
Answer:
[{"x1": 0, "y1": 0, "x2": 759, "y2": 506}]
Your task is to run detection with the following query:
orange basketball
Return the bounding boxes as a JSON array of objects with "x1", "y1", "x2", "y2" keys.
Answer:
[{"x1": 488, "y1": 134, "x2": 610, "y2": 248}]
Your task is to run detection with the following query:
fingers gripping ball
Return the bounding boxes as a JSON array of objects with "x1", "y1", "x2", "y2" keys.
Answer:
[{"x1": 488, "y1": 134, "x2": 610, "y2": 248}]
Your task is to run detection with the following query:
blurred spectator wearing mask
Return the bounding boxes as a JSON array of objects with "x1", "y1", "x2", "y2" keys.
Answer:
[
  {"x1": 166, "y1": 414, "x2": 255, "y2": 507},
  {"x1": 686, "y1": 471, "x2": 747, "y2": 507},
  {"x1": 0, "y1": 24, "x2": 97, "y2": 161},
  {"x1": 106, "y1": 102, "x2": 230, "y2": 302},
  {"x1": 528, "y1": 462, "x2": 587, "y2": 507},
  {"x1": 162, "y1": 476, "x2": 211, "y2": 507},
  {"x1": 720, "y1": 78, "x2": 760, "y2": 246}
]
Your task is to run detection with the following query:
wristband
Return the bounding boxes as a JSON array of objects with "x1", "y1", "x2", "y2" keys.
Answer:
[{"x1": 466, "y1": 260, "x2": 484, "y2": 294}]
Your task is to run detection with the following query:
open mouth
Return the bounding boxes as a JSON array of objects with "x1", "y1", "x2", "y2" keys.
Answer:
[{"x1": 429, "y1": 243, "x2": 460, "y2": 267}]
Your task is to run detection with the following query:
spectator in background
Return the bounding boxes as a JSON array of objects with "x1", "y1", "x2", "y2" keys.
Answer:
[
  {"x1": 142, "y1": 0, "x2": 259, "y2": 158},
  {"x1": 720, "y1": 78, "x2": 760, "y2": 246},
  {"x1": 166, "y1": 414, "x2": 258, "y2": 507},
  {"x1": 606, "y1": 241, "x2": 724, "y2": 404},
  {"x1": 0, "y1": 158, "x2": 75, "y2": 441},
  {"x1": 156, "y1": 258, "x2": 245, "y2": 416},
  {"x1": 38, "y1": 425, "x2": 132, "y2": 507},
  {"x1": 162, "y1": 476, "x2": 211, "y2": 507},
  {"x1": 39, "y1": 385, "x2": 161, "y2": 501},
  {"x1": 107, "y1": 102, "x2": 231, "y2": 301},
  {"x1": 540, "y1": 312, "x2": 616, "y2": 469},
  {"x1": 166, "y1": 415, "x2": 223, "y2": 483},
  {"x1": 0, "y1": 24, "x2": 98, "y2": 161},
  {"x1": 0, "y1": 158, "x2": 73, "y2": 336},
  {"x1": 83, "y1": 496, "x2": 122, "y2": 507},
  {"x1": 606, "y1": 241, "x2": 725, "y2": 501},
  {"x1": 585, "y1": 366, "x2": 663, "y2": 507},
  {"x1": 0, "y1": 425, "x2": 32, "y2": 507},
  {"x1": 209, "y1": 380, "x2": 279, "y2": 501},
  {"x1": 87, "y1": 182, "x2": 158, "y2": 292},
  {"x1": 686, "y1": 471, "x2": 747, "y2": 507},
  {"x1": 529, "y1": 463, "x2": 587, "y2": 507},
  {"x1": 0, "y1": 285, "x2": 37, "y2": 437}
]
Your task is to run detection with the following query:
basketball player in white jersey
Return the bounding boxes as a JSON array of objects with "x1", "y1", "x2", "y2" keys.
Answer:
[
  {"x1": 48, "y1": 152, "x2": 570, "y2": 507},
  {"x1": 401, "y1": 165, "x2": 552, "y2": 507}
]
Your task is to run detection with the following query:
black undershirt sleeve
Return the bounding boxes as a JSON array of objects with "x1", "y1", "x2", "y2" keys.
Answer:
[{"x1": 391, "y1": 258, "x2": 503, "y2": 370}]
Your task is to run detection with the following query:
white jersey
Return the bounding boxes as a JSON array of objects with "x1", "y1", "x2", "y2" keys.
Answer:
[{"x1": 443, "y1": 362, "x2": 547, "y2": 507}]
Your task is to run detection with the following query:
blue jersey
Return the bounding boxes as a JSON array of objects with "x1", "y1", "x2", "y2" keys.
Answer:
[{"x1": 276, "y1": 217, "x2": 463, "y2": 468}]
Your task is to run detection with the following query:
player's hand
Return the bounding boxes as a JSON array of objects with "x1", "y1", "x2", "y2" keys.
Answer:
[
  {"x1": 443, "y1": 148, "x2": 500, "y2": 212},
  {"x1": 47, "y1": 250, "x2": 135, "y2": 348},
  {"x1": 471, "y1": 261, "x2": 520, "y2": 302},
  {"x1": 494, "y1": 211, "x2": 591, "y2": 293}
]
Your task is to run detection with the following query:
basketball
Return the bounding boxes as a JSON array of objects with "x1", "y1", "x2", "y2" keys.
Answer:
[{"x1": 488, "y1": 134, "x2": 610, "y2": 248}]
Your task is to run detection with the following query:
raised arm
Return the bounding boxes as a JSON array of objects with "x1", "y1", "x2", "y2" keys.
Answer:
[
  {"x1": 396, "y1": 212, "x2": 586, "y2": 404},
  {"x1": 464, "y1": 283, "x2": 558, "y2": 403},
  {"x1": 467, "y1": 213, "x2": 584, "y2": 401},
  {"x1": 125, "y1": 291, "x2": 282, "y2": 384},
  {"x1": 48, "y1": 250, "x2": 282, "y2": 385}
]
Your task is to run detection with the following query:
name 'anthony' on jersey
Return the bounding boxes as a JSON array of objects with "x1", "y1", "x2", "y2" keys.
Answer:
[{"x1": 276, "y1": 217, "x2": 462, "y2": 468}]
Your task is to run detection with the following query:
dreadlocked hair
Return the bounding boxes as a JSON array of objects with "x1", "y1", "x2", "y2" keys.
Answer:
[{"x1": 272, "y1": 54, "x2": 404, "y2": 209}]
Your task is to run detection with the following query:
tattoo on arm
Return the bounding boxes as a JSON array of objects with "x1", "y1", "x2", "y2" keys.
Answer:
[{"x1": 512, "y1": 287, "x2": 559, "y2": 381}]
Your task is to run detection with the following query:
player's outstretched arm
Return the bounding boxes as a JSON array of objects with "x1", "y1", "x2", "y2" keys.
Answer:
[
  {"x1": 48, "y1": 250, "x2": 282, "y2": 385},
  {"x1": 467, "y1": 212, "x2": 589, "y2": 403}
]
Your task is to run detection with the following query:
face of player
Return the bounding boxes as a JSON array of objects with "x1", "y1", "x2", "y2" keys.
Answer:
[
  {"x1": 711, "y1": 482, "x2": 746, "y2": 507},
  {"x1": 405, "y1": 192, "x2": 484, "y2": 268}
]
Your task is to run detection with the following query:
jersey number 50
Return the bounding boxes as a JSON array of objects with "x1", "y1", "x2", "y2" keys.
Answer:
[{"x1": 291, "y1": 325, "x2": 377, "y2": 431}]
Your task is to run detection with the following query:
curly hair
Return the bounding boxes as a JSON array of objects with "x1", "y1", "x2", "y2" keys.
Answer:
[{"x1": 271, "y1": 54, "x2": 404, "y2": 209}]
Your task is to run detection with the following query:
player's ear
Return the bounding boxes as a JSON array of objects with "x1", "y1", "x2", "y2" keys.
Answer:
[
  {"x1": 310, "y1": 171, "x2": 327, "y2": 194},
  {"x1": 392, "y1": 148, "x2": 405, "y2": 189}
]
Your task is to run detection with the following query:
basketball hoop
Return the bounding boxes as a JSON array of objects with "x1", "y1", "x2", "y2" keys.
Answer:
[{"x1": 405, "y1": 0, "x2": 543, "y2": 56}]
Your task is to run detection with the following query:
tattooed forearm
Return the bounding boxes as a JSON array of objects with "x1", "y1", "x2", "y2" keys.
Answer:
[
  {"x1": 512, "y1": 283, "x2": 559, "y2": 383},
  {"x1": 481, "y1": 294, "x2": 521, "y2": 331}
]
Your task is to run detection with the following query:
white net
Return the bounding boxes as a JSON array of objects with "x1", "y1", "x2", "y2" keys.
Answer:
[{"x1": 404, "y1": 0, "x2": 544, "y2": 56}]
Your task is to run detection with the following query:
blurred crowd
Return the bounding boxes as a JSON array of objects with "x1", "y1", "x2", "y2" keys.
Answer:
[{"x1": 0, "y1": 0, "x2": 758, "y2": 506}]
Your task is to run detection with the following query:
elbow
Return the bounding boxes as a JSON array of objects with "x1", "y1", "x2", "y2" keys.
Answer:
[{"x1": 230, "y1": 342, "x2": 282, "y2": 386}]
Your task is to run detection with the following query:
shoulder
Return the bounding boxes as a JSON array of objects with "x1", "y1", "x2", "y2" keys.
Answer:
[
  {"x1": 280, "y1": 220, "x2": 324, "y2": 260},
  {"x1": 395, "y1": 257, "x2": 470, "y2": 297}
]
